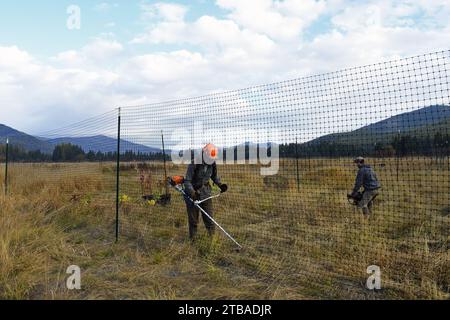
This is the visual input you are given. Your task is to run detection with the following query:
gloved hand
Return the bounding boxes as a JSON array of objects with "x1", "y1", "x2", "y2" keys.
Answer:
[{"x1": 218, "y1": 183, "x2": 228, "y2": 193}]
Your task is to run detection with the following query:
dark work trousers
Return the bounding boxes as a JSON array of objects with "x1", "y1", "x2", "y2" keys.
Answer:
[{"x1": 184, "y1": 195, "x2": 215, "y2": 239}]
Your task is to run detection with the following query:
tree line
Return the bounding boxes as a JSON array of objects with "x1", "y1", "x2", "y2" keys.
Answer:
[
  {"x1": 0, "y1": 144, "x2": 51, "y2": 162},
  {"x1": 0, "y1": 143, "x2": 168, "y2": 162},
  {"x1": 1, "y1": 132, "x2": 448, "y2": 163},
  {"x1": 280, "y1": 132, "x2": 450, "y2": 158}
]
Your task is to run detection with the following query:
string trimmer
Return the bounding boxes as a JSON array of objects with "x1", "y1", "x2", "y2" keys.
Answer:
[
  {"x1": 347, "y1": 191, "x2": 379, "y2": 206},
  {"x1": 168, "y1": 176, "x2": 242, "y2": 251},
  {"x1": 347, "y1": 192, "x2": 363, "y2": 206}
]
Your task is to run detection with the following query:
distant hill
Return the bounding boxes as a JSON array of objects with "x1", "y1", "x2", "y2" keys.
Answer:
[
  {"x1": 0, "y1": 124, "x2": 162, "y2": 155},
  {"x1": 0, "y1": 124, "x2": 53, "y2": 153},
  {"x1": 308, "y1": 104, "x2": 450, "y2": 146},
  {"x1": 45, "y1": 135, "x2": 162, "y2": 154},
  {"x1": 2, "y1": 104, "x2": 448, "y2": 156}
]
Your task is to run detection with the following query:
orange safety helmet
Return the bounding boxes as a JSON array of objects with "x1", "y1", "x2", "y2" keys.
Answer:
[{"x1": 203, "y1": 143, "x2": 218, "y2": 160}]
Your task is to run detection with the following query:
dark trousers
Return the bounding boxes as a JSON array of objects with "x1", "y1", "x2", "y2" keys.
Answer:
[{"x1": 185, "y1": 197, "x2": 215, "y2": 239}]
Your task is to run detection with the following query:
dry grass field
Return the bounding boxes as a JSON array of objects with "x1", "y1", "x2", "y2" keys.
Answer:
[{"x1": 0, "y1": 158, "x2": 448, "y2": 299}]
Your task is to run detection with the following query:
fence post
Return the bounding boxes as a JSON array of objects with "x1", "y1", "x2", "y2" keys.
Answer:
[
  {"x1": 161, "y1": 130, "x2": 170, "y2": 197},
  {"x1": 161, "y1": 130, "x2": 168, "y2": 179},
  {"x1": 115, "y1": 108, "x2": 121, "y2": 243},
  {"x1": 396, "y1": 154, "x2": 400, "y2": 182},
  {"x1": 4, "y1": 138, "x2": 9, "y2": 195},
  {"x1": 396, "y1": 130, "x2": 400, "y2": 182},
  {"x1": 295, "y1": 138, "x2": 300, "y2": 192}
]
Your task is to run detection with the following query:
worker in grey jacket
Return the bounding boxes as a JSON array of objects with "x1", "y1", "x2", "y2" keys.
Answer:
[
  {"x1": 184, "y1": 144, "x2": 228, "y2": 239},
  {"x1": 350, "y1": 157, "x2": 381, "y2": 217}
]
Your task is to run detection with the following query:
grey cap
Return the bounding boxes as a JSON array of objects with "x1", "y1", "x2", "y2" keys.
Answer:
[{"x1": 354, "y1": 156, "x2": 365, "y2": 163}]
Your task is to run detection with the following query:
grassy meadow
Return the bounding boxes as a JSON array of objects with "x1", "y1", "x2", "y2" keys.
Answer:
[{"x1": 0, "y1": 158, "x2": 448, "y2": 299}]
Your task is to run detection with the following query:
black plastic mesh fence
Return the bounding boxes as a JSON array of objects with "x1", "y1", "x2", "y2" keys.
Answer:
[
  {"x1": 0, "y1": 110, "x2": 120, "y2": 241},
  {"x1": 1, "y1": 50, "x2": 449, "y2": 298}
]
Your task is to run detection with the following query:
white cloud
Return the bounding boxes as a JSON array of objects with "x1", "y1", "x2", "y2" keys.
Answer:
[
  {"x1": 216, "y1": 0, "x2": 326, "y2": 41},
  {"x1": 93, "y1": 2, "x2": 119, "y2": 12},
  {"x1": 140, "y1": 2, "x2": 187, "y2": 22},
  {"x1": 130, "y1": 0, "x2": 450, "y2": 86},
  {"x1": 52, "y1": 38, "x2": 124, "y2": 67},
  {"x1": 0, "y1": 45, "x2": 122, "y2": 132},
  {"x1": 122, "y1": 50, "x2": 208, "y2": 84}
]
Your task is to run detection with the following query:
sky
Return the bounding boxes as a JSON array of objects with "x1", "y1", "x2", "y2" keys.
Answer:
[{"x1": 0, "y1": 0, "x2": 449, "y2": 134}]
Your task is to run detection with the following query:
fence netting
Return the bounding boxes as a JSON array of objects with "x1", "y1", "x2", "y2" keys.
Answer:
[
  {"x1": 1, "y1": 110, "x2": 119, "y2": 240},
  {"x1": 1, "y1": 50, "x2": 449, "y2": 298}
]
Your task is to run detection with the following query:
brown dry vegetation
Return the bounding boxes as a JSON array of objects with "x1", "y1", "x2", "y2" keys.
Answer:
[{"x1": 0, "y1": 158, "x2": 448, "y2": 300}]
